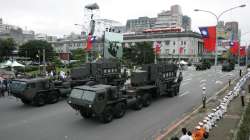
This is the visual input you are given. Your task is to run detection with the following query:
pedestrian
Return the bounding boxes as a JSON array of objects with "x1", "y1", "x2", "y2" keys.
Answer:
[
  {"x1": 192, "y1": 126, "x2": 203, "y2": 140},
  {"x1": 187, "y1": 131, "x2": 193, "y2": 140},
  {"x1": 0, "y1": 80, "x2": 3, "y2": 97},
  {"x1": 180, "y1": 128, "x2": 190, "y2": 140},
  {"x1": 240, "y1": 87, "x2": 246, "y2": 106}
]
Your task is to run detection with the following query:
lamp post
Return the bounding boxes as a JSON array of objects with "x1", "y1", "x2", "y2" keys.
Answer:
[{"x1": 194, "y1": 4, "x2": 246, "y2": 67}]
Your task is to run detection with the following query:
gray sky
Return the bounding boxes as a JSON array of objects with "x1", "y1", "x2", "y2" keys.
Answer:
[{"x1": 1, "y1": 0, "x2": 250, "y2": 42}]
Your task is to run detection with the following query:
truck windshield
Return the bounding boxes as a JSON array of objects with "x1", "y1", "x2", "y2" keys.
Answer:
[
  {"x1": 10, "y1": 81, "x2": 27, "y2": 92},
  {"x1": 70, "y1": 89, "x2": 96, "y2": 102}
]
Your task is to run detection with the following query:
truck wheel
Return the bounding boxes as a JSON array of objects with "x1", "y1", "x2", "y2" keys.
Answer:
[
  {"x1": 21, "y1": 99, "x2": 31, "y2": 105},
  {"x1": 134, "y1": 98, "x2": 143, "y2": 110},
  {"x1": 169, "y1": 88, "x2": 175, "y2": 97},
  {"x1": 49, "y1": 93, "x2": 59, "y2": 104},
  {"x1": 143, "y1": 94, "x2": 152, "y2": 107},
  {"x1": 101, "y1": 106, "x2": 113, "y2": 123},
  {"x1": 80, "y1": 109, "x2": 91, "y2": 119},
  {"x1": 114, "y1": 102, "x2": 126, "y2": 118},
  {"x1": 33, "y1": 94, "x2": 45, "y2": 106}
]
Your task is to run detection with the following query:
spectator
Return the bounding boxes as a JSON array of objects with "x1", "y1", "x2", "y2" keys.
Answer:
[
  {"x1": 192, "y1": 126, "x2": 203, "y2": 140},
  {"x1": 171, "y1": 136, "x2": 179, "y2": 140},
  {"x1": 180, "y1": 128, "x2": 190, "y2": 140},
  {"x1": 187, "y1": 131, "x2": 193, "y2": 140}
]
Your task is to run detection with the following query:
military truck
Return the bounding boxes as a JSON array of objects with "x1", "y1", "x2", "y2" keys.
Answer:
[
  {"x1": 10, "y1": 78, "x2": 71, "y2": 106},
  {"x1": 222, "y1": 61, "x2": 235, "y2": 72},
  {"x1": 67, "y1": 63, "x2": 182, "y2": 123},
  {"x1": 70, "y1": 58, "x2": 125, "y2": 87},
  {"x1": 195, "y1": 61, "x2": 211, "y2": 71}
]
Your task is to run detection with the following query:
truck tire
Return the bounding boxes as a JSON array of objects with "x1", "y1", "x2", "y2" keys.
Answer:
[
  {"x1": 169, "y1": 88, "x2": 175, "y2": 97},
  {"x1": 33, "y1": 94, "x2": 46, "y2": 106},
  {"x1": 142, "y1": 94, "x2": 152, "y2": 107},
  {"x1": 133, "y1": 98, "x2": 143, "y2": 110},
  {"x1": 80, "y1": 109, "x2": 92, "y2": 119},
  {"x1": 101, "y1": 106, "x2": 113, "y2": 123},
  {"x1": 114, "y1": 102, "x2": 126, "y2": 118},
  {"x1": 48, "y1": 91, "x2": 59, "y2": 104},
  {"x1": 21, "y1": 99, "x2": 31, "y2": 105}
]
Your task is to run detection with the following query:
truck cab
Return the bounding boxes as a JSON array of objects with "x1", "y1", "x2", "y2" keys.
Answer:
[
  {"x1": 67, "y1": 84, "x2": 126, "y2": 123},
  {"x1": 10, "y1": 78, "x2": 71, "y2": 106}
]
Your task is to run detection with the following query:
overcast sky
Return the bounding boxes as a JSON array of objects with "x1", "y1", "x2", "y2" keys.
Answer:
[{"x1": 1, "y1": 0, "x2": 249, "y2": 42}]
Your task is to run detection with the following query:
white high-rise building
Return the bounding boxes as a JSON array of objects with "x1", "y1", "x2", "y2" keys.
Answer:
[{"x1": 154, "y1": 5, "x2": 183, "y2": 28}]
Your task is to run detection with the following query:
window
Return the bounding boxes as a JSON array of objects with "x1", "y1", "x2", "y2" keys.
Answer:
[
  {"x1": 173, "y1": 41, "x2": 175, "y2": 46},
  {"x1": 165, "y1": 40, "x2": 170, "y2": 45},
  {"x1": 184, "y1": 41, "x2": 186, "y2": 45},
  {"x1": 173, "y1": 49, "x2": 175, "y2": 54}
]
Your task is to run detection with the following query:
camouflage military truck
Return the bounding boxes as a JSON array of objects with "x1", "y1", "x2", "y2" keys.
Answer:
[
  {"x1": 67, "y1": 63, "x2": 182, "y2": 123},
  {"x1": 222, "y1": 61, "x2": 235, "y2": 72},
  {"x1": 10, "y1": 78, "x2": 71, "y2": 106},
  {"x1": 70, "y1": 58, "x2": 126, "y2": 87},
  {"x1": 195, "y1": 61, "x2": 211, "y2": 71}
]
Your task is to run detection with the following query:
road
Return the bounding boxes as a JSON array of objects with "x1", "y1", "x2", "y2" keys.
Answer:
[{"x1": 0, "y1": 66, "x2": 241, "y2": 140}]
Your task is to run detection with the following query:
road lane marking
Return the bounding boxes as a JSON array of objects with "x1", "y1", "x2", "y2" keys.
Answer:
[
  {"x1": 200, "y1": 79, "x2": 207, "y2": 83},
  {"x1": 183, "y1": 78, "x2": 192, "y2": 82},
  {"x1": 181, "y1": 82, "x2": 189, "y2": 86},
  {"x1": 215, "y1": 80, "x2": 223, "y2": 84},
  {"x1": 179, "y1": 91, "x2": 190, "y2": 97}
]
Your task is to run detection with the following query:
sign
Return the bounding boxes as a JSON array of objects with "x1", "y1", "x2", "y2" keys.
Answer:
[{"x1": 104, "y1": 32, "x2": 123, "y2": 59}]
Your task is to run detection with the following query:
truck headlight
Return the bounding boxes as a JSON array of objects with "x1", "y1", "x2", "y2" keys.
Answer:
[{"x1": 89, "y1": 104, "x2": 92, "y2": 108}]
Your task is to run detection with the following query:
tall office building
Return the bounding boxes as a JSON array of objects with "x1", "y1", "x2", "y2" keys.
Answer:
[
  {"x1": 154, "y1": 5, "x2": 183, "y2": 28},
  {"x1": 225, "y1": 21, "x2": 238, "y2": 41},
  {"x1": 126, "y1": 17, "x2": 156, "y2": 32}
]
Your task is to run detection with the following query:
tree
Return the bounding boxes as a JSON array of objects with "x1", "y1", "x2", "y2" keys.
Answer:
[
  {"x1": 123, "y1": 42, "x2": 154, "y2": 66},
  {"x1": 0, "y1": 38, "x2": 16, "y2": 62},
  {"x1": 71, "y1": 48, "x2": 86, "y2": 63},
  {"x1": 19, "y1": 40, "x2": 55, "y2": 62}
]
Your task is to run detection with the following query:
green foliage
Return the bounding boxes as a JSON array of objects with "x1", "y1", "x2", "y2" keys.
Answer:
[
  {"x1": 52, "y1": 57, "x2": 63, "y2": 68},
  {"x1": 237, "y1": 102, "x2": 250, "y2": 140},
  {"x1": 0, "y1": 38, "x2": 16, "y2": 61},
  {"x1": 15, "y1": 66, "x2": 39, "y2": 73},
  {"x1": 123, "y1": 42, "x2": 154, "y2": 66},
  {"x1": 19, "y1": 40, "x2": 55, "y2": 62},
  {"x1": 70, "y1": 48, "x2": 86, "y2": 63}
]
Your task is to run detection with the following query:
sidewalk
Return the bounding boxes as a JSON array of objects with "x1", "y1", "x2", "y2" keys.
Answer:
[{"x1": 162, "y1": 76, "x2": 249, "y2": 140}]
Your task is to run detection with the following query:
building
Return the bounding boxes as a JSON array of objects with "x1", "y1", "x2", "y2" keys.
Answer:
[
  {"x1": 126, "y1": 17, "x2": 156, "y2": 32},
  {"x1": 125, "y1": 5, "x2": 191, "y2": 33},
  {"x1": 123, "y1": 30, "x2": 204, "y2": 62},
  {"x1": 225, "y1": 21, "x2": 238, "y2": 41},
  {"x1": 0, "y1": 18, "x2": 35, "y2": 46},
  {"x1": 154, "y1": 5, "x2": 183, "y2": 28}
]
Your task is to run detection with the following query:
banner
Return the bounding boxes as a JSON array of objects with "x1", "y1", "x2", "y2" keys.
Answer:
[{"x1": 104, "y1": 32, "x2": 123, "y2": 59}]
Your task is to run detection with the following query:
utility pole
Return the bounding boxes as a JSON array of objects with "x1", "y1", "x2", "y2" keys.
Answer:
[{"x1": 43, "y1": 49, "x2": 46, "y2": 75}]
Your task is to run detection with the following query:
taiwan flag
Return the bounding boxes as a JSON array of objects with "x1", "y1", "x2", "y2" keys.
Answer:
[
  {"x1": 199, "y1": 26, "x2": 216, "y2": 52},
  {"x1": 230, "y1": 41, "x2": 239, "y2": 56},
  {"x1": 85, "y1": 34, "x2": 96, "y2": 51},
  {"x1": 240, "y1": 46, "x2": 246, "y2": 56},
  {"x1": 153, "y1": 41, "x2": 161, "y2": 55}
]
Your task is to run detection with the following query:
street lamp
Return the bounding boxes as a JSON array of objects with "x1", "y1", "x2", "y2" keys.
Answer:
[{"x1": 194, "y1": 4, "x2": 246, "y2": 67}]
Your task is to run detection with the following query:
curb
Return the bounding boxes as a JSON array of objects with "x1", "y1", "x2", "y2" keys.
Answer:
[{"x1": 155, "y1": 77, "x2": 239, "y2": 140}]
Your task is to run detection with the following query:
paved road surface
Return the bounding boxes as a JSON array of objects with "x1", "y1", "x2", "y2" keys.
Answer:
[{"x1": 0, "y1": 66, "x2": 241, "y2": 140}]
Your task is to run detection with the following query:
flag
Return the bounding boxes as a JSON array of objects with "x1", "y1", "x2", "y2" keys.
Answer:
[
  {"x1": 240, "y1": 46, "x2": 246, "y2": 56},
  {"x1": 85, "y1": 34, "x2": 96, "y2": 51},
  {"x1": 199, "y1": 26, "x2": 216, "y2": 52},
  {"x1": 179, "y1": 47, "x2": 184, "y2": 54},
  {"x1": 153, "y1": 41, "x2": 161, "y2": 55},
  {"x1": 230, "y1": 41, "x2": 239, "y2": 56}
]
